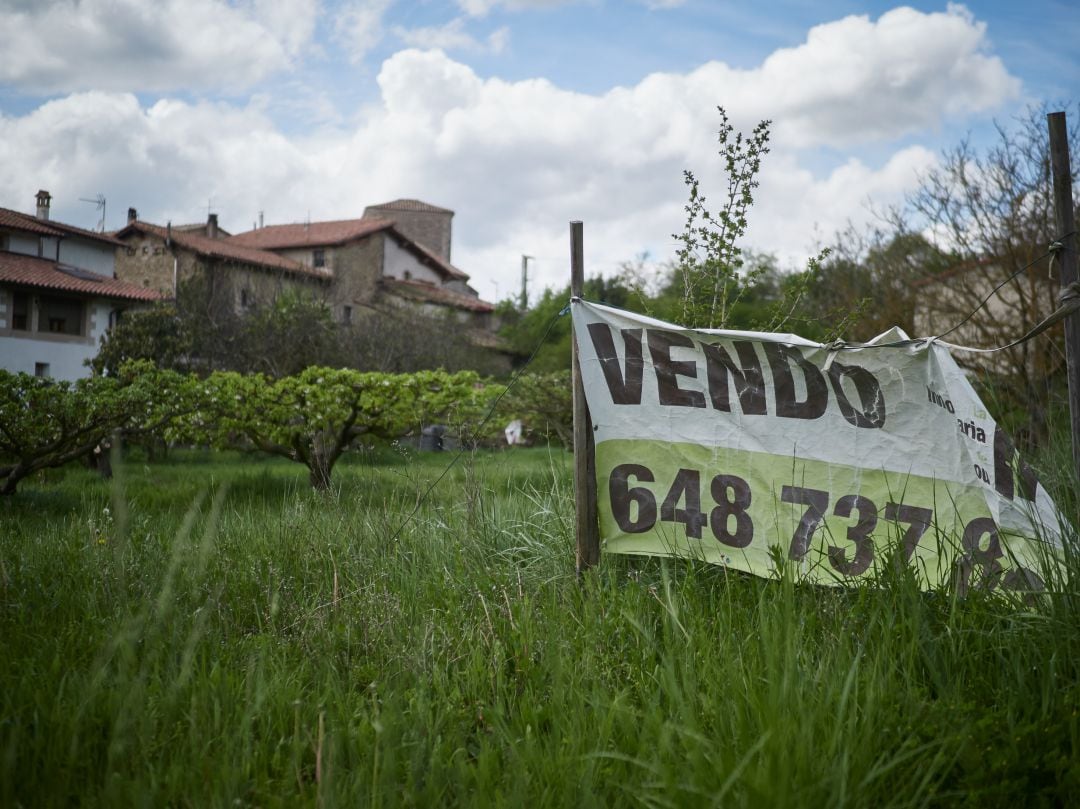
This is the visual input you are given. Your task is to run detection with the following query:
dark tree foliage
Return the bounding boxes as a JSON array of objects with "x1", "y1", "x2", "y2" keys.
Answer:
[
  {"x1": 497, "y1": 275, "x2": 637, "y2": 372},
  {"x1": 93, "y1": 282, "x2": 505, "y2": 378},
  {"x1": 89, "y1": 304, "x2": 191, "y2": 376}
]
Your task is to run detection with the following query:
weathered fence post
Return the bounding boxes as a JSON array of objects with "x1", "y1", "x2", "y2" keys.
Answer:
[
  {"x1": 1048, "y1": 111, "x2": 1080, "y2": 481},
  {"x1": 571, "y1": 221, "x2": 600, "y2": 572}
]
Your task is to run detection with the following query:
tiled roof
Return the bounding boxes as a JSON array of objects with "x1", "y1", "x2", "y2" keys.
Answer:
[
  {"x1": 365, "y1": 199, "x2": 454, "y2": 215},
  {"x1": 0, "y1": 250, "x2": 161, "y2": 301},
  {"x1": 227, "y1": 218, "x2": 394, "y2": 249},
  {"x1": 173, "y1": 222, "x2": 233, "y2": 237},
  {"x1": 116, "y1": 222, "x2": 329, "y2": 279},
  {"x1": 381, "y1": 278, "x2": 494, "y2": 313},
  {"x1": 37, "y1": 218, "x2": 125, "y2": 246},
  {"x1": 0, "y1": 207, "x2": 123, "y2": 246}
]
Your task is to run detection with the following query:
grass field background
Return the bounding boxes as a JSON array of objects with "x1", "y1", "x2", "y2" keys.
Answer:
[{"x1": 2, "y1": 444, "x2": 1078, "y2": 807}]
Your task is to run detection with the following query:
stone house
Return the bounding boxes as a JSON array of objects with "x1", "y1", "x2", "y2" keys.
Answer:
[
  {"x1": 227, "y1": 201, "x2": 495, "y2": 332},
  {"x1": 0, "y1": 191, "x2": 160, "y2": 380},
  {"x1": 113, "y1": 211, "x2": 331, "y2": 312},
  {"x1": 362, "y1": 199, "x2": 454, "y2": 264}
]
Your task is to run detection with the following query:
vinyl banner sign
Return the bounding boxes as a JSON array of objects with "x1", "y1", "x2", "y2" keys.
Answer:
[{"x1": 572, "y1": 301, "x2": 1067, "y2": 591}]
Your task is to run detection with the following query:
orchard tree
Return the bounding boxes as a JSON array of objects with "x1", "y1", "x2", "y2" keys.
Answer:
[
  {"x1": 0, "y1": 364, "x2": 194, "y2": 495},
  {"x1": 185, "y1": 367, "x2": 493, "y2": 489},
  {"x1": 495, "y1": 371, "x2": 573, "y2": 445}
]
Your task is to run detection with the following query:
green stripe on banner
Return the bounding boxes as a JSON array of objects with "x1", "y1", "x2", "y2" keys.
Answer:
[{"x1": 595, "y1": 438, "x2": 1059, "y2": 590}]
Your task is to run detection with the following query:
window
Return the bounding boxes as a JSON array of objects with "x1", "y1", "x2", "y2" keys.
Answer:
[
  {"x1": 313, "y1": 249, "x2": 326, "y2": 268},
  {"x1": 11, "y1": 292, "x2": 29, "y2": 331},
  {"x1": 343, "y1": 305, "x2": 352, "y2": 325},
  {"x1": 240, "y1": 288, "x2": 251, "y2": 308},
  {"x1": 39, "y1": 295, "x2": 84, "y2": 336},
  {"x1": 34, "y1": 362, "x2": 50, "y2": 378}
]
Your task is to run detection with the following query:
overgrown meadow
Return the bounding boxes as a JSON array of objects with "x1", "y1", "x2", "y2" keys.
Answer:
[{"x1": 2, "y1": 443, "x2": 1078, "y2": 807}]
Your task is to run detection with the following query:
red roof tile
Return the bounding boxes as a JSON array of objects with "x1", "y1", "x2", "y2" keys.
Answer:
[
  {"x1": 0, "y1": 208, "x2": 64, "y2": 237},
  {"x1": 0, "y1": 251, "x2": 161, "y2": 301},
  {"x1": 0, "y1": 206, "x2": 123, "y2": 246},
  {"x1": 227, "y1": 218, "x2": 394, "y2": 250},
  {"x1": 365, "y1": 199, "x2": 454, "y2": 215},
  {"x1": 229, "y1": 216, "x2": 468, "y2": 281},
  {"x1": 173, "y1": 222, "x2": 234, "y2": 237},
  {"x1": 116, "y1": 222, "x2": 328, "y2": 279},
  {"x1": 381, "y1": 278, "x2": 494, "y2": 313}
]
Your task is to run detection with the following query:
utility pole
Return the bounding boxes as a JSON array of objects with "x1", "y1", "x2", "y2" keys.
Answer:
[
  {"x1": 520, "y1": 255, "x2": 533, "y2": 310},
  {"x1": 1048, "y1": 111, "x2": 1080, "y2": 480}
]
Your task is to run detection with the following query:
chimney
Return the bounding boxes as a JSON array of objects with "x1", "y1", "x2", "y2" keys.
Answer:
[
  {"x1": 258, "y1": 210, "x2": 264, "y2": 229},
  {"x1": 127, "y1": 207, "x2": 138, "y2": 224},
  {"x1": 207, "y1": 212, "x2": 218, "y2": 239},
  {"x1": 35, "y1": 190, "x2": 51, "y2": 221}
]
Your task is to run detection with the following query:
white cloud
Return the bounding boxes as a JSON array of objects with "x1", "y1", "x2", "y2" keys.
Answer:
[
  {"x1": 0, "y1": 92, "x2": 308, "y2": 234},
  {"x1": 334, "y1": 0, "x2": 394, "y2": 65},
  {"x1": 248, "y1": 0, "x2": 321, "y2": 57},
  {"x1": 0, "y1": 0, "x2": 318, "y2": 94},
  {"x1": 393, "y1": 18, "x2": 510, "y2": 54},
  {"x1": 608, "y1": 5, "x2": 1019, "y2": 150},
  {"x1": 456, "y1": 0, "x2": 571, "y2": 17},
  {"x1": 0, "y1": 6, "x2": 1017, "y2": 299}
]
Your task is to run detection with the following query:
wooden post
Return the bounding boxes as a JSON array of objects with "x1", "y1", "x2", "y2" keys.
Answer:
[
  {"x1": 1048, "y1": 111, "x2": 1080, "y2": 481},
  {"x1": 571, "y1": 221, "x2": 600, "y2": 572}
]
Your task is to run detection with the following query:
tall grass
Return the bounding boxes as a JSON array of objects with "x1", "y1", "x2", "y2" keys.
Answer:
[{"x1": 1, "y1": 444, "x2": 1077, "y2": 807}]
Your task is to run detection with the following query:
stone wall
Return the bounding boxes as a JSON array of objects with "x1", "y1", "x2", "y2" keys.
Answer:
[
  {"x1": 327, "y1": 234, "x2": 385, "y2": 313},
  {"x1": 363, "y1": 205, "x2": 452, "y2": 262},
  {"x1": 114, "y1": 232, "x2": 175, "y2": 295}
]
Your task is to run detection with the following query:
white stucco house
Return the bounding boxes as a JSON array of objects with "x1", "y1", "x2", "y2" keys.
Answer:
[{"x1": 0, "y1": 191, "x2": 160, "y2": 381}]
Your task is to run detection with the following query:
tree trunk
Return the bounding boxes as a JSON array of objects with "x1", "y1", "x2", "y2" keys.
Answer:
[
  {"x1": 308, "y1": 433, "x2": 335, "y2": 490},
  {"x1": 308, "y1": 458, "x2": 332, "y2": 490},
  {"x1": 1, "y1": 463, "x2": 26, "y2": 496}
]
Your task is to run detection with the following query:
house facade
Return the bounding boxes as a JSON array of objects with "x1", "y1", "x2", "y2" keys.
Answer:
[
  {"x1": 0, "y1": 191, "x2": 160, "y2": 380},
  {"x1": 362, "y1": 199, "x2": 454, "y2": 264},
  {"x1": 113, "y1": 211, "x2": 330, "y2": 312},
  {"x1": 226, "y1": 202, "x2": 495, "y2": 331}
]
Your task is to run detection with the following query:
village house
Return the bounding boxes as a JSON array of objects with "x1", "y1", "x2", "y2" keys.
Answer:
[
  {"x1": 112, "y1": 210, "x2": 330, "y2": 311},
  {"x1": 0, "y1": 191, "x2": 160, "y2": 380},
  {"x1": 227, "y1": 199, "x2": 496, "y2": 332}
]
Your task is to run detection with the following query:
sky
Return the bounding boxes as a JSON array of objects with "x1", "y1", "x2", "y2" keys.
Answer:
[{"x1": 0, "y1": 0, "x2": 1076, "y2": 303}]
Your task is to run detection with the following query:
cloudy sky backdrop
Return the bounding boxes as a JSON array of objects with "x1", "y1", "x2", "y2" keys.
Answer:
[{"x1": 0, "y1": 0, "x2": 1075, "y2": 300}]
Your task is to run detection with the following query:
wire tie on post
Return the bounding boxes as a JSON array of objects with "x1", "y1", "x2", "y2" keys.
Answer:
[
  {"x1": 1049, "y1": 240, "x2": 1064, "y2": 279},
  {"x1": 1059, "y1": 281, "x2": 1080, "y2": 308},
  {"x1": 822, "y1": 339, "x2": 845, "y2": 371}
]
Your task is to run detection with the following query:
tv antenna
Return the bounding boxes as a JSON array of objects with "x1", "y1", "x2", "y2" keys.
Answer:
[{"x1": 79, "y1": 194, "x2": 106, "y2": 232}]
